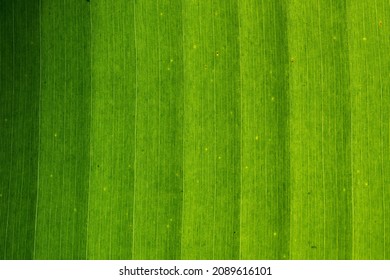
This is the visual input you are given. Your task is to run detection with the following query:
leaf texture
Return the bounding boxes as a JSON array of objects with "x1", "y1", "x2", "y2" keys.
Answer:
[{"x1": 0, "y1": 0, "x2": 389, "y2": 260}]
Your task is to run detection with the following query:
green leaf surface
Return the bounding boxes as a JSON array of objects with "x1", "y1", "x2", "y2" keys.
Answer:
[{"x1": 0, "y1": 0, "x2": 389, "y2": 260}]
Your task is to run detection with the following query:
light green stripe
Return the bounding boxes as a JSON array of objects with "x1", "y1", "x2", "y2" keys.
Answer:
[
  {"x1": 88, "y1": 0, "x2": 135, "y2": 259},
  {"x1": 181, "y1": 0, "x2": 218, "y2": 259},
  {"x1": 181, "y1": 0, "x2": 242, "y2": 260},
  {"x1": 347, "y1": 0, "x2": 390, "y2": 259},
  {"x1": 288, "y1": 0, "x2": 352, "y2": 259}
]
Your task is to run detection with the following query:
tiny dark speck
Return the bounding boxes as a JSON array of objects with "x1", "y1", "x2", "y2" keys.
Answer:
[{"x1": 311, "y1": 246, "x2": 317, "y2": 249}]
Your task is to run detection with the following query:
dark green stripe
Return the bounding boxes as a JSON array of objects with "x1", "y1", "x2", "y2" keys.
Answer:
[
  {"x1": 35, "y1": 0, "x2": 90, "y2": 259},
  {"x1": 132, "y1": 0, "x2": 184, "y2": 259},
  {"x1": 0, "y1": 0, "x2": 40, "y2": 260},
  {"x1": 239, "y1": 0, "x2": 290, "y2": 259}
]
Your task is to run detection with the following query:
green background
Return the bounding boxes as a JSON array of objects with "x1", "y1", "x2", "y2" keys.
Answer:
[{"x1": 0, "y1": 0, "x2": 389, "y2": 260}]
